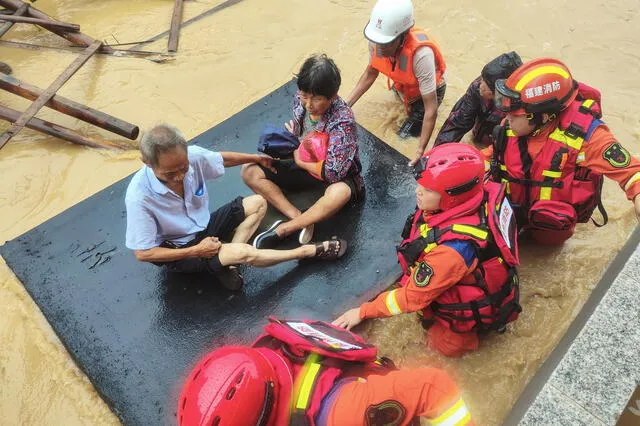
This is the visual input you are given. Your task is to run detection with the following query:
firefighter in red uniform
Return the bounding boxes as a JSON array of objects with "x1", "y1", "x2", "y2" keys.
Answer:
[
  {"x1": 333, "y1": 144, "x2": 521, "y2": 358},
  {"x1": 346, "y1": 0, "x2": 447, "y2": 166},
  {"x1": 489, "y1": 57, "x2": 640, "y2": 245},
  {"x1": 177, "y1": 317, "x2": 475, "y2": 426}
]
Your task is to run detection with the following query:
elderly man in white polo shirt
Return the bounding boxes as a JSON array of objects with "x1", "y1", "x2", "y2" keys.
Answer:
[{"x1": 125, "y1": 124, "x2": 347, "y2": 291}]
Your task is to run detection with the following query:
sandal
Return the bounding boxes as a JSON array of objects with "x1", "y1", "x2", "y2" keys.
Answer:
[{"x1": 313, "y1": 237, "x2": 347, "y2": 260}]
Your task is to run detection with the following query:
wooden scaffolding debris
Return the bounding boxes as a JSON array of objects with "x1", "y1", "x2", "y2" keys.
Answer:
[
  {"x1": 0, "y1": 41, "x2": 127, "y2": 150},
  {"x1": 0, "y1": 73, "x2": 139, "y2": 140},
  {"x1": 167, "y1": 0, "x2": 184, "y2": 53},
  {"x1": 0, "y1": 2, "x2": 26, "y2": 37},
  {"x1": 0, "y1": 0, "x2": 113, "y2": 52}
]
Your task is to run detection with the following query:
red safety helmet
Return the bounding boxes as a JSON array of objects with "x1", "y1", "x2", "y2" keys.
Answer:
[
  {"x1": 494, "y1": 58, "x2": 578, "y2": 115},
  {"x1": 177, "y1": 346, "x2": 292, "y2": 426},
  {"x1": 414, "y1": 144, "x2": 485, "y2": 211}
]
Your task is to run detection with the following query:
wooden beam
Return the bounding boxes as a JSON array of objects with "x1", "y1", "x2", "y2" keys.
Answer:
[
  {"x1": 129, "y1": 0, "x2": 244, "y2": 51},
  {"x1": 0, "y1": 2, "x2": 27, "y2": 38},
  {"x1": 167, "y1": 0, "x2": 184, "y2": 53},
  {"x1": 0, "y1": 73, "x2": 139, "y2": 139},
  {"x1": 0, "y1": 0, "x2": 112, "y2": 52},
  {"x1": 0, "y1": 104, "x2": 125, "y2": 149},
  {"x1": 0, "y1": 14, "x2": 79, "y2": 31},
  {"x1": 0, "y1": 40, "x2": 101, "y2": 150},
  {"x1": 0, "y1": 39, "x2": 173, "y2": 64}
]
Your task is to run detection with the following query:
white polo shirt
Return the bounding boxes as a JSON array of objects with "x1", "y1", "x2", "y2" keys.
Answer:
[{"x1": 125, "y1": 145, "x2": 225, "y2": 250}]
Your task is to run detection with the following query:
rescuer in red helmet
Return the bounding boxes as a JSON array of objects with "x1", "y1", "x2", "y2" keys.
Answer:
[
  {"x1": 334, "y1": 144, "x2": 521, "y2": 358},
  {"x1": 177, "y1": 317, "x2": 475, "y2": 426},
  {"x1": 488, "y1": 57, "x2": 640, "y2": 245}
]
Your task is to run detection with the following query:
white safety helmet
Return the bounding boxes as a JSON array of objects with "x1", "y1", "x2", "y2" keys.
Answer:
[{"x1": 364, "y1": 0, "x2": 415, "y2": 44}]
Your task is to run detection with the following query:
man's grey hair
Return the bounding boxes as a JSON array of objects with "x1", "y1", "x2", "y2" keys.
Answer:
[{"x1": 140, "y1": 124, "x2": 188, "y2": 166}]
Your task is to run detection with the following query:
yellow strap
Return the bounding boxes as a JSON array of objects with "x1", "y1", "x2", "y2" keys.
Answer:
[
  {"x1": 542, "y1": 170, "x2": 562, "y2": 178},
  {"x1": 385, "y1": 289, "x2": 402, "y2": 315},
  {"x1": 624, "y1": 172, "x2": 640, "y2": 191},
  {"x1": 294, "y1": 353, "x2": 322, "y2": 410},
  {"x1": 484, "y1": 160, "x2": 490, "y2": 171},
  {"x1": 548, "y1": 127, "x2": 584, "y2": 150},
  {"x1": 419, "y1": 223, "x2": 430, "y2": 237},
  {"x1": 451, "y1": 224, "x2": 488, "y2": 240},
  {"x1": 577, "y1": 152, "x2": 586, "y2": 163},
  {"x1": 506, "y1": 129, "x2": 516, "y2": 137},
  {"x1": 428, "y1": 398, "x2": 472, "y2": 426},
  {"x1": 582, "y1": 99, "x2": 595, "y2": 108},
  {"x1": 539, "y1": 187, "x2": 552, "y2": 200}
]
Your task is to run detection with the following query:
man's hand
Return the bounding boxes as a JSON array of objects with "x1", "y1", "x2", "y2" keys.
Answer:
[
  {"x1": 193, "y1": 237, "x2": 221, "y2": 258},
  {"x1": 408, "y1": 148, "x2": 425, "y2": 167},
  {"x1": 284, "y1": 120, "x2": 296, "y2": 134},
  {"x1": 634, "y1": 194, "x2": 640, "y2": 223},
  {"x1": 332, "y1": 307, "x2": 363, "y2": 330},
  {"x1": 256, "y1": 154, "x2": 277, "y2": 173}
]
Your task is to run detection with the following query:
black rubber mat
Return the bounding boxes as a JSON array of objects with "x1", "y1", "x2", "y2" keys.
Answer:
[{"x1": 0, "y1": 80, "x2": 414, "y2": 426}]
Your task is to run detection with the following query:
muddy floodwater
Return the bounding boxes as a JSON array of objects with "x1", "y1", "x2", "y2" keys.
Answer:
[{"x1": 1, "y1": 1, "x2": 638, "y2": 425}]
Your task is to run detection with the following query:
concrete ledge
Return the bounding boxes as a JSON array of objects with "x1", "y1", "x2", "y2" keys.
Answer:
[{"x1": 505, "y1": 226, "x2": 640, "y2": 425}]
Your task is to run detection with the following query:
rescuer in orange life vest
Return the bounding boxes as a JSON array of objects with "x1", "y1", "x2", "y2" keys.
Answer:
[
  {"x1": 333, "y1": 144, "x2": 522, "y2": 358},
  {"x1": 346, "y1": 0, "x2": 447, "y2": 167},
  {"x1": 488, "y1": 57, "x2": 640, "y2": 245},
  {"x1": 177, "y1": 317, "x2": 475, "y2": 426}
]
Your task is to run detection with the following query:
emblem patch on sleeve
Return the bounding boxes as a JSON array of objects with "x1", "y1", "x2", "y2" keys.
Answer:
[
  {"x1": 365, "y1": 400, "x2": 406, "y2": 426},
  {"x1": 413, "y1": 261, "x2": 433, "y2": 287},
  {"x1": 603, "y1": 143, "x2": 631, "y2": 168}
]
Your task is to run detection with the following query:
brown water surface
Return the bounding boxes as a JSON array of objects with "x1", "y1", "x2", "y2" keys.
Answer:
[{"x1": 1, "y1": 1, "x2": 638, "y2": 424}]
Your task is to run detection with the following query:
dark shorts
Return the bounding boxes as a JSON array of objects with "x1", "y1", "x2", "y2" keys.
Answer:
[
  {"x1": 159, "y1": 196, "x2": 245, "y2": 275},
  {"x1": 259, "y1": 159, "x2": 364, "y2": 202},
  {"x1": 408, "y1": 82, "x2": 447, "y2": 119}
]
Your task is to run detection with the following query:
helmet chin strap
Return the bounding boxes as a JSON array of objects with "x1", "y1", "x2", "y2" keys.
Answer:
[{"x1": 528, "y1": 112, "x2": 557, "y2": 136}]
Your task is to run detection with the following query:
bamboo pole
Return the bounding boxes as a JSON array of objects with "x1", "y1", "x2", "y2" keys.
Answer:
[
  {"x1": 0, "y1": 0, "x2": 113, "y2": 52},
  {"x1": 0, "y1": 40, "x2": 102, "y2": 150},
  {"x1": 0, "y1": 73, "x2": 139, "y2": 139},
  {"x1": 0, "y1": 2, "x2": 27, "y2": 37},
  {"x1": 0, "y1": 14, "x2": 79, "y2": 31},
  {"x1": 0, "y1": 104, "x2": 124, "y2": 149},
  {"x1": 167, "y1": 0, "x2": 184, "y2": 53}
]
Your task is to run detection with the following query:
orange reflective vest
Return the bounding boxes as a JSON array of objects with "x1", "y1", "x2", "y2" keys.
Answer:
[
  {"x1": 370, "y1": 28, "x2": 446, "y2": 108},
  {"x1": 489, "y1": 83, "x2": 607, "y2": 231}
]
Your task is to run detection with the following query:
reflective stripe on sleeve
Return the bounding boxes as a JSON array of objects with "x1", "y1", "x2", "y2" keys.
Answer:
[
  {"x1": 385, "y1": 289, "x2": 402, "y2": 315},
  {"x1": 428, "y1": 398, "x2": 472, "y2": 426},
  {"x1": 624, "y1": 172, "x2": 640, "y2": 191}
]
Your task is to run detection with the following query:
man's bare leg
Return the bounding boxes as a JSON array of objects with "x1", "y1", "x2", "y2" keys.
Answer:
[
  {"x1": 231, "y1": 195, "x2": 267, "y2": 243},
  {"x1": 275, "y1": 182, "x2": 351, "y2": 237},
  {"x1": 241, "y1": 163, "x2": 301, "y2": 220},
  {"x1": 218, "y1": 243, "x2": 315, "y2": 267}
]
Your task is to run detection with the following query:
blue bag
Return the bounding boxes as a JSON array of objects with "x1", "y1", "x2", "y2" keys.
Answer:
[{"x1": 258, "y1": 124, "x2": 300, "y2": 158}]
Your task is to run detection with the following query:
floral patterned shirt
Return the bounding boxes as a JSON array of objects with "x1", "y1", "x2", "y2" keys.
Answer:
[{"x1": 292, "y1": 94, "x2": 363, "y2": 186}]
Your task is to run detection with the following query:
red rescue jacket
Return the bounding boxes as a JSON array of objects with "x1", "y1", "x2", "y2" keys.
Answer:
[
  {"x1": 396, "y1": 182, "x2": 521, "y2": 334},
  {"x1": 251, "y1": 317, "x2": 398, "y2": 426},
  {"x1": 489, "y1": 83, "x2": 608, "y2": 232},
  {"x1": 370, "y1": 28, "x2": 446, "y2": 110}
]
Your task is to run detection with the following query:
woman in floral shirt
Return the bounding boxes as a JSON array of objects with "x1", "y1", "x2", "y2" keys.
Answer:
[{"x1": 243, "y1": 54, "x2": 363, "y2": 250}]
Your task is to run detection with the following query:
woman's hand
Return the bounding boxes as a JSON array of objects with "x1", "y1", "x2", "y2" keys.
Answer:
[
  {"x1": 332, "y1": 307, "x2": 363, "y2": 330},
  {"x1": 284, "y1": 120, "x2": 296, "y2": 133}
]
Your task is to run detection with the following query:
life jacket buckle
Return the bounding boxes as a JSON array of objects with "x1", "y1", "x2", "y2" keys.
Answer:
[{"x1": 564, "y1": 123, "x2": 586, "y2": 139}]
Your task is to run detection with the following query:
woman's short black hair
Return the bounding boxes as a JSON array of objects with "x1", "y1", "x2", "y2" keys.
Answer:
[{"x1": 296, "y1": 54, "x2": 341, "y2": 98}]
